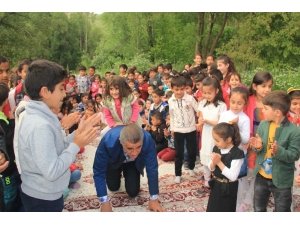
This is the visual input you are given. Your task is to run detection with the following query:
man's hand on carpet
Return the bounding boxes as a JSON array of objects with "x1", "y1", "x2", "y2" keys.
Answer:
[
  {"x1": 100, "y1": 201, "x2": 113, "y2": 212},
  {"x1": 147, "y1": 199, "x2": 166, "y2": 212}
]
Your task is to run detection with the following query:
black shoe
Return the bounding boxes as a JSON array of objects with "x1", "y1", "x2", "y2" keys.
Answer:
[{"x1": 196, "y1": 186, "x2": 210, "y2": 194}]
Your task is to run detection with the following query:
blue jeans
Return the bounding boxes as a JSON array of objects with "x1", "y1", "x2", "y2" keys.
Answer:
[
  {"x1": 70, "y1": 169, "x2": 81, "y2": 183},
  {"x1": 20, "y1": 188, "x2": 64, "y2": 212},
  {"x1": 254, "y1": 173, "x2": 292, "y2": 212}
]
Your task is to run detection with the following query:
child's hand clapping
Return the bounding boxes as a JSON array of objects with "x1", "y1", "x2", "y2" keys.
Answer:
[
  {"x1": 61, "y1": 112, "x2": 81, "y2": 130},
  {"x1": 250, "y1": 134, "x2": 263, "y2": 150},
  {"x1": 271, "y1": 140, "x2": 278, "y2": 155},
  {"x1": 211, "y1": 152, "x2": 221, "y2": 165}
]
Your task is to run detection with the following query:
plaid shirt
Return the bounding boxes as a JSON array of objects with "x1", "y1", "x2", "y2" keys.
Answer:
[
  {"x1": 76, "y1": 75, "x2": 91, "y2": 94},
  {"x1": 123, "y1": 149, "x2": 135, "y2": 163},
  {"x1": 76, "y1": 102, "x2": 87, "y2": 113}
]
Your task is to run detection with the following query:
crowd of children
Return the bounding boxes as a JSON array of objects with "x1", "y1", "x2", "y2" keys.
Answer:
[{"x1": 1, "y1": 53, "x2": 300, "y2": 213}]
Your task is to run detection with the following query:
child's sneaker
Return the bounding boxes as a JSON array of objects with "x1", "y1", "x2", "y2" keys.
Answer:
[
  {"x1": 189, "y1": 170, "x2": 195, "y2": 177},
  {"x1": 174, "y1": 176, "x2": 181, "y2": 183},
  {"x1": 183, "y1": 162, "x2": 189, "y2": 170}
]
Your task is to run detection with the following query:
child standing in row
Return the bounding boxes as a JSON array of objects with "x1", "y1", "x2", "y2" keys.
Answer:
[
  {"x1": 218, "y1": 87, "x2": 250, "y2": 210},
  {"x1": 91, "y1": 75, "x2": 101, "y2": 100},
  {"x1": 148, "y1": 89, "x2": 167, "y2": 126},
  {"x1": 250, "y1": 90, "x2": 300, "y2": 212},
  {"x1": 237, "y1": 71, "x2": 273, "y2": 211},
  {"x1": 18, "y1": 59, "x2": 99, "y2": 212},
  {"x1": 198, "y1": 76, "x2": 227, "y2": 192},
  {"x1": 168, "y1": 76, "x2": 199, "y2": 183},
  {"x1": 206, "y1": 122, "x2": 245, "y2": 212}
]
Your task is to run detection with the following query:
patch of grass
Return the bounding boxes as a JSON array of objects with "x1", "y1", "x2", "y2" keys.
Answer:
[{"x1": 240, "y1": 67, "x2": 300, "y2": 91}]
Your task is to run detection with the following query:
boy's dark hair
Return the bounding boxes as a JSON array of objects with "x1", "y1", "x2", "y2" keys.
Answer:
[
  {"x1": 249, "y1": 71, "x2": 273, "y2": 96},
  {"x1": 171, "y1": 76, "x2": 186, "y2": 88},
  {"x1": 163, "y1": 63, "x2": 172, "y2": 71},
  {"x1": 149, "y1": 66, "x2": 158, "y2": 73},
  {"x1": 230, "y1": 87, "x2": 249, "y2": 105},
  {"x1": 81, "y1": 93, "x2": 89, "y2": 98},
  {"x1": 288, "y1": 89, "x2": 300, "y2": 100},
  {"x1": 111, "y1": 72, "x2": 116, "y2": 76},
  {"x1": 0, "y1": 56, "x2": 9, "y2": 64},
  {"x1": 185, "y1": 77, "x2": 193, "y2": 88},
  {"x1": 0, "y1": 82, "x2": 9, "y2": 106},
  {"x1": 213, "y1": 122, "x2": 241, "y2": 147},
  {"x1": 138, "y1": 100, "x2": 144, "y2": 106},
  {"x1": 209, "y1": 69, "x2": 223, "y2": 81},
  {"x1": 128, "y1": 79, "x2": 135, "y2": 84},
  {"x1": 146, "y1": 99, "x2": 153, "y2": 104},
  {"x1": 151, "y1": 111, "x2": 165, "y2": 122},
  {"x1": 105, "y1": 75, "x2": 131, "y2": 99},
  {"x1": 194, "y1": 73, "x2": 207, "y2": 83},
  {"x1": 101, "y1": 78, "x2": 107, "y2": 83},
  {"x1": 161, "y1": 73, "x2": 170, "y2": 80},
  {"x1": 17, "y1": 58, "x2": 32, "y2": 72},
  {"x1": 25, "y1": 59, "x2": 67, "y2": 101},
  {"x1": 152, "y1": 89, "x2": 164, "y2": 97},
  {"x1": 189, "y1": 67, "x2": 199, "y2": 76},
  {"x1": 179, "y1": 69, "x2": 189, "y2": 77},
  {"x1": 148, "y1": 84, "x2": 155, "y2": 90},
  {"x1": 157, "y1": 63, "x2": 164, "y2": 68},
  {"x1": 206, "y1": 54, "x2": 215, "y2": 61},
  {"x1": 133, "y1": 88, "x2": 141, "y2": 94},
  {"x1": 89, "y1": 66, "x2": 96, "y2": 70},
  {"x1": 78, "y1": 65, "x2": 86, "y2": 71},
  {"x1": 202, "y1": 76, "x2": 224, "y2": 107},
  {"x1": 262, "y1": 90, "x2": 290, "y2": 116},
  {"x1": 69, "y1": 75, "x2": 75, "y2": 79},
  {"x1": 119, "y1": 64, "x2": 128, "y2": 71},
  {"x1": 172, "y1": 70, "x2": 179, "y2": 76},
  {"x1": 105, "y1": 71, "x2": 111, "y2": 75},
  {"x1": 165, "y1": 90, "x2": 173, "y2": 98},
  {"x1": 209, "y1": 62, "x2": 218, "y2": 71}
]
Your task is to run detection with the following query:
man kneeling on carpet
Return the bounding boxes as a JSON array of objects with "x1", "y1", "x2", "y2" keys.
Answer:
[{"x1": 93, "y1": 123, "x2": 165, "y2": 212}]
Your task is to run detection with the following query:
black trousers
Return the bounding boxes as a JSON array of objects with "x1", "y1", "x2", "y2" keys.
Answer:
[
  {"x1": 174, "y1": 130, "x2": 197, "y2": 176},
  {"x1": 106, "y1": 161, "x2": 140, "y2": 197}
]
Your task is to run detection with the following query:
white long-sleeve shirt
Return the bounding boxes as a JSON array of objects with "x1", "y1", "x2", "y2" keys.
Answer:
[
  {"x1": 208, "y1": 148, "x2": 244, "y2": 181},
  {"x1": 218, "y1": 110, "x2": 250, "y2": 154},
  {"x1": 168, "y1": 92, "x2": 198, "y2": 133}
]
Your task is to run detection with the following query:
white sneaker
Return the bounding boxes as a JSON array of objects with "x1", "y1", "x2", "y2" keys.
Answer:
[
  {"x1": 174, "y1": 176, "x2": 181, "y2": 183},
  {"x1": 190, "y1": 170, "x2": 195, "y2": 177}
]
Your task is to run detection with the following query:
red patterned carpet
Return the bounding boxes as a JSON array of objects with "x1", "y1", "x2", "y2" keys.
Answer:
[{"x1": 63, "y1": 136, "x2": 300, "y2": 212}]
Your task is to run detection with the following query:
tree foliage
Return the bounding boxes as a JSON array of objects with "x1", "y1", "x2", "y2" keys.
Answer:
[{"x1": 1, "y1": 12, "x2": 299, "y2": 73}]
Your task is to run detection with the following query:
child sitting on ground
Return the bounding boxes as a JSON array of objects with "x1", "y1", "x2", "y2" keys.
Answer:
[
  {"x1": 149, "y1": 111, "x2": 168, "y2": 153},
  {"x1": 157, "y1": 113, "x2": 175, "y2": 162}
]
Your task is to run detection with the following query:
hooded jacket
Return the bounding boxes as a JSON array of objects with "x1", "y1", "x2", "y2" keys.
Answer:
[{"x1": 18, "y1": 100, "x2": 79, "y2": 200}]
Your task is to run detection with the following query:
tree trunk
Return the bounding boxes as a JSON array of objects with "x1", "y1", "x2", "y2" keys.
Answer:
[
  {"x1": 195, "y1": 12, "x2": 205, "y2": 55},
  {"x1": 209, "y1": 12, "x2": 229, "y2": 55},
  {"x1": 147, "y1": 19, "x2": 154, "y2": 63},
  {"x1": 204, "y1": 13, "x2": 216, "y2": 57}
]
